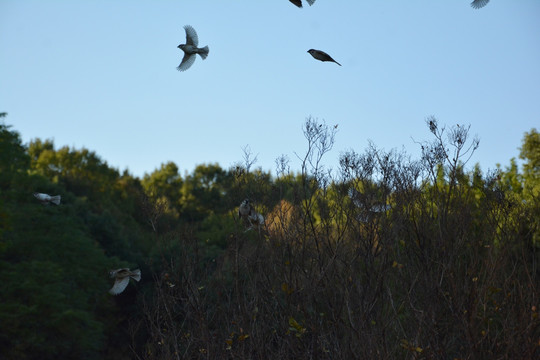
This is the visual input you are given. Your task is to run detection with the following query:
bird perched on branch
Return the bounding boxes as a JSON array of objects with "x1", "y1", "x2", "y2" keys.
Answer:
[
  {"x1": 34, "y1": 192, "x2": 61, "y2": 205},
  {"x1": 238, "y1": 199, "x2": 264, "y2": 231},
  {"x1": 470, "y1": 0, "x2": 489, "y2": 9},
  {"x1": 177, "y1": 25, "x2": 209, "y2": 71},
  {"x1": 289, "y1": 0, "x2": 316, "y2": 8},
  {"x1": 109, "y1": 268, "x2": 141, "y2": 295},
  {"x1": 307, "y1": 49, "x2": 341, "y2": 66}
]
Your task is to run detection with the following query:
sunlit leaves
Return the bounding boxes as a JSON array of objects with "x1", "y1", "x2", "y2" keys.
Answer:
[{"x1": 288, "y1": 317, "x2": 306, "y2": 338}]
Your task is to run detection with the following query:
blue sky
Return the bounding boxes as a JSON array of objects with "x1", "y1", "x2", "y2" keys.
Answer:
[{"x1": 1, "y1": 1, "x2": 539, "y2": 178}]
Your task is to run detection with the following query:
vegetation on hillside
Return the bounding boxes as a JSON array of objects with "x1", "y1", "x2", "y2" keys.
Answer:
[{"x1": 0, "y1": 113, "x2": 538, "y2": 359}]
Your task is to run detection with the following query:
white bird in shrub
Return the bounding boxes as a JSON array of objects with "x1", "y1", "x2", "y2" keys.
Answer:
[
  {"x1": 33, "y1": 192, "x2": 61, "y2": 205},
  {"x1": 238, "y1": 199, "x2": 264, "y2": 230},
  {"x1": 109, "y1": 268, "x2": 141, "y2": 295},
  {"x1": 177, "y1": 25, "x2": 209, "y2": 71}
]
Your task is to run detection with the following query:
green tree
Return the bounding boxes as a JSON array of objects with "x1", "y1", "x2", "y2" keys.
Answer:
[
  {"x1": 141, "y1": 161, "x2": 182, "y2": 218},
  {"x1": 519, "y1": 128, "x2": 540, "y2": 199},
  {"x1": 28, "y1": 140, "x2": 120, "y2": 204},
  {"x1": 0, "y1": 121, "x2": 30, "y2": 185},
  {"x1": 0, "y1": 123, "x2": 118, "y2": 358},
  {"x1": 1, "y1": 121, "x2": 151, "y2": 359},
  {"x1": 181, "y1": 163, "x2": 232, "y2": 221}
]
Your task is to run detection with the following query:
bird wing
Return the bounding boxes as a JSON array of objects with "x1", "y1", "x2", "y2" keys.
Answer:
[
  {"x1": 184, "y1": 25, "x2": 199, "y2": 47},
  {"x1": 314, "y1": 50, "x2": 341, "y2": 66},
  {"x1": 177, "y1": 53, "x2": 196, "y2": 71},
  {"x1": 289, "y1": 0, "x2": 302, "y2": 7},
  {"x1": 319, "y1": 50, "x2": 331, "y2": 58},
  {"x1": 470, "y1": 0, "x2": 489, "y2": 9},
  {"x1": 109, "y1": 277, "x2": 130, "y2": 295},
  {"x1": 130, "y1": 269, "x2": 141, "y2": 282},
  {"x1": 306, "y1": 0, "x2": 316, "y2": 5}
]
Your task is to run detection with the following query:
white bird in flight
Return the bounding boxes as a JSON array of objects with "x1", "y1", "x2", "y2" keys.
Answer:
[
  {"x1": 34, "y1": 192, "x2": 61, "y2": 205},
  {"x1": 177, "y1": 25, "x2": 209, "y2": 71},
  {"x1": 109, "y1": 268, "x2": 141, "y2": 295}
]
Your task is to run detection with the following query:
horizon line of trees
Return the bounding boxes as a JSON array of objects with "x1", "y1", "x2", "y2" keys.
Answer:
[{"x1": 0, "y1": 113, "x2": 538, "y2": 359}]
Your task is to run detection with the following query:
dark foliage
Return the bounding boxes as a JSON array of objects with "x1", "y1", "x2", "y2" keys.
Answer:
[{"x1": 0, "y1": 117, "x2": 537, "y2": 359}]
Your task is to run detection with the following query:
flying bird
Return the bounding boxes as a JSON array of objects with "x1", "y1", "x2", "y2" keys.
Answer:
[
  {"x1": 109, "y1": 268, "x2": 141, "y2": 295},
  {"x1": 470, "y1": 0, "x2": 489, "y2": 9},
  {"x1": 177, "y1": 25, "x2": 209, "y2": 71},
  {"x1": 289, "y1": 0, "x2": 316, "y2": 8},
  {"x1": 238, "y1": 199, "x2": 264, "y2": 231},
  {"x1": 34, "y1": 192, "x2": 61, "y2": 205},
  {"x1": 307, "y1": 49, "x2": 341, "y2": 66}
]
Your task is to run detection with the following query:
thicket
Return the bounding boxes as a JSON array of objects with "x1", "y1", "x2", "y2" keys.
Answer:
[{"x1": 0, "y1": 113, "x2": 538, "y2": 359}]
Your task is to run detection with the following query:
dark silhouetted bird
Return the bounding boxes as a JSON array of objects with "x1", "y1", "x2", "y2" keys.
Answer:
[
  {"x1": 307, "y1": 49, "x2": 341, "y2": 66},
  {"x1": 109, "y1": 268, "x2": 141, "y2": 295},
  {"x1": 429, "y1": 120, "x2": 436, "y2": 133},
  {"x1": 177, "y1": 25, "x2": 209, "y2": 71},
  {"x1": 471, "y1": 0, "x2": 489, "y2": 9},
  {"x1": 289, "y1": 0, "x2": 316, "y2": 8},
  {"x1": 34, "y1": 192, "x2": 61, "y2": 205}
]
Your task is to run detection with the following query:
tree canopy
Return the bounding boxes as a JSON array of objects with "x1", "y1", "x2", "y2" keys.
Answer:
[{"x1": 0, "y1": 117, "x2": 537, "y2": 359}]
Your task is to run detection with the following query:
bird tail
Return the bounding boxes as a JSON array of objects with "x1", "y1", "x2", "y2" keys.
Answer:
[
  {"x1": 50, "y1": 195, "x2": 61, "y2": 205},
  {"x1": 131, "y1": 269, "x2": 142, "y2": 282},
  {"x1": 198, "y1": 46, "x2": 209, "y2": 60}
]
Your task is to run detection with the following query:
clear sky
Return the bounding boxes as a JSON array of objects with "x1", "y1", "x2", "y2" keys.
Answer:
[{"x1": 1, "y1": 1, "x2": 539, "y2": 178}]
